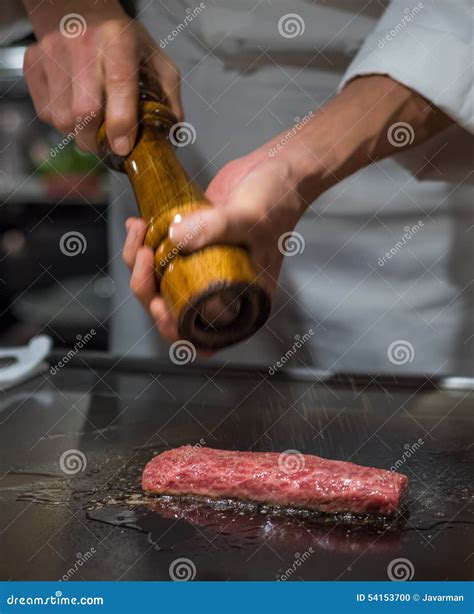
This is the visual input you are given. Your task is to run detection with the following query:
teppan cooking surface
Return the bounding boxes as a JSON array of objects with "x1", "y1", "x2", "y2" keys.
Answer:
[{"x1": 0, "y1": 354, "x2": 472, "y2": 581}]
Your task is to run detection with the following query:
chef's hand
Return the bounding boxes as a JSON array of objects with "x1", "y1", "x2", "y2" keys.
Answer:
[
  {"x1": 122, "y1": 153, "x2": 307, "y2": 344},
  {"x1": 22, "y1": 0, "x2": 182, "y2": 154},
  {"x1": 124, "y1": 74, "x2": 451, "y2": 347}
]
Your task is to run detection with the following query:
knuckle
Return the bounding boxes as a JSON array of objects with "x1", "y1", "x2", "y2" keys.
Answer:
[
  {"x1": 106, "y1": 70, "x2": 133, "y2": 87},
  {"x1": 40, "y1": 33, "x2": 58, "y2": 56},
  {"x1": 104, "y1": 19, "x2": 133, "y2": 40}
]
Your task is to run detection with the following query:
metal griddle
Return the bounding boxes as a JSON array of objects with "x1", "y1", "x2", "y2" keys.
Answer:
[{"x1": 0, "y1": 353, "x2": 473, "y2": 581}]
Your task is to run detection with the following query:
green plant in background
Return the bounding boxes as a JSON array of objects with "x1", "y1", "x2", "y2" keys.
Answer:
[{"x1": 36, "y1": 141, "x2": 105, "y2": 177}]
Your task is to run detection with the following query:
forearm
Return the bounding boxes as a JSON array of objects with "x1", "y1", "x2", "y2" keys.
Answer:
[
  {"x1": 22, "y1": 0, "x2": 126, "y2": 38},
  {"x1": 264, "y1": 75, "x2": 452, "y2": 206}
]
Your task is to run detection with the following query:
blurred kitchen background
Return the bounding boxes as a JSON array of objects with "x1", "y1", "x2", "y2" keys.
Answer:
[{"x1": 0, "y1": 1, "x2": 135, "y2": 351}]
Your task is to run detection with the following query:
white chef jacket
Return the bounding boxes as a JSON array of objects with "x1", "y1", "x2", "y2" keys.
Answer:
[{"x1": 101, "y1": 1, "x2": 473, "y2": 374}]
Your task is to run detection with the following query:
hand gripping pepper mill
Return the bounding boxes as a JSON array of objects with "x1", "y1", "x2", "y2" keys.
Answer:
[{"x1": 97, "y1": 69, "x2": 271, "y2": 350}]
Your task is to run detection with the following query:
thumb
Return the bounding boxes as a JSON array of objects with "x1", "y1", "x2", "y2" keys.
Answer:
[{"x1": 168, "y1": 207, "x2": 245, "y2": 253}]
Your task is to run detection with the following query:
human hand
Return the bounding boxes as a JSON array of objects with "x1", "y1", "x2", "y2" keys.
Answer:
[
  {"x1": 123, "y1": 152, "x2": 308, "y2": 345},
  {"x1": 23, "y1": 0, "x2": 182, "y2": 155}
]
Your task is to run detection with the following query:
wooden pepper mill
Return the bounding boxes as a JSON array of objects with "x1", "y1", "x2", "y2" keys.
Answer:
[{"x1": 97, "y1": 69, "x2": 271, "y2": 350}]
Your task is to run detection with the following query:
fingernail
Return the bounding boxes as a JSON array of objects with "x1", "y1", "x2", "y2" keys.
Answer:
[
  {"x1": 113, "y1": 136, "x2": 132, "y2": 156},
  {"x1": 169, "y1": 214, "x2": 183, "y2": 243}
]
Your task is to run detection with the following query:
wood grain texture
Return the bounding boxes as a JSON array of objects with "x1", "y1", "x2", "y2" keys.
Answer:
[{"x1": 97, "y1": 98, "x2": 271, "y2": 349}]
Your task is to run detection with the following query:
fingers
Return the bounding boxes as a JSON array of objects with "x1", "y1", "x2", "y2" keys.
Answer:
[
  {"x1": 123, "y1": 218, "x2": 178, "y2": 341},
  {"x1": 103, "y1": 28, "x2": 139, "y2": 156},
  {"x1": 122, "y1": 217, "x2": 147, "y2": 269},
  {"x1": 168, "y1": 207, "x2": 247, "y2": 253},
  {"x1": 129, "y1": 245, "x2": 157, "y2": 309},
  {"x1": 124, "y1": 218, "x2": 214, "y2": 354},
  {"x1": 39, "y1": 39, "x2": 73, "y2": 134},
  {"x1": 150, "y1": 297, "x2": 179, "y2": 342},
  {"x1": 23, "y1": 44, "x2": 51, "y2": 124},
  {"x1": 150, "y1": 298, "x2": 213, "y2": 357},
  {"x1": 70, "y1": 44, "x2": 103, "y2": 152}
]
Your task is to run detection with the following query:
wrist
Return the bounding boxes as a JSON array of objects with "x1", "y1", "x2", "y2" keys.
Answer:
[{"x1": 260, "y1": 75, "x2": 451, "y2": 208}]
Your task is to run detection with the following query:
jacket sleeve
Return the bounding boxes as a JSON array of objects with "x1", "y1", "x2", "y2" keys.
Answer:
[{"x1": 338, "y1": 0, "x2": 473, "y2": 133}]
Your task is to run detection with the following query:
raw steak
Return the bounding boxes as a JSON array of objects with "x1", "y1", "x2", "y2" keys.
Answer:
[{"x1": 142, "y1": 446, "x2": 408, "y2": 516}]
